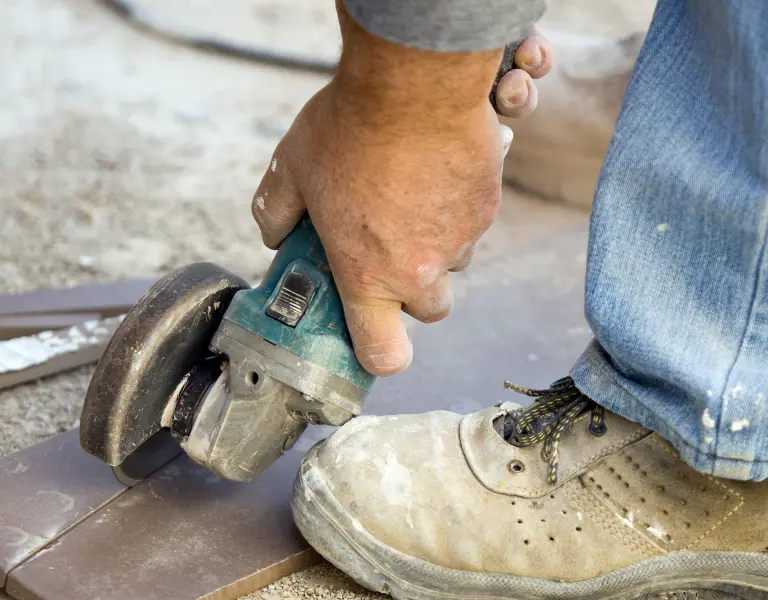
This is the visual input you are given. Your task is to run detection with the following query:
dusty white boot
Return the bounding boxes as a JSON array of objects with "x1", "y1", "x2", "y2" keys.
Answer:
[{"x1": 292, "y1": 377, "x2": 768, "y2": 600}]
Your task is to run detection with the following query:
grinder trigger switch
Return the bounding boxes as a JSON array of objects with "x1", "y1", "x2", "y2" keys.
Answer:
[{"x1": 266, "y1": 271, "x2": 317, "y2": 327}]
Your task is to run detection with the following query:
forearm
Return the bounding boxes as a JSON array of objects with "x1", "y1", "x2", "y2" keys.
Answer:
[{"x1": 344, "y1": 0, "x2": 546, "y2": 52}]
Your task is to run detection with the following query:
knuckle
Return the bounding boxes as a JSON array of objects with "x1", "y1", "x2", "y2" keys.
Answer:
[
  {"x1": 418, "y1": 303, "x2": 452, "y2": 324},
  {"x1": 358, "y1": 346, "x2": 411, "y2": 376}
]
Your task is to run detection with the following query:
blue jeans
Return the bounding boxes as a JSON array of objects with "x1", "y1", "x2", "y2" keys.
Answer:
[{"x1": 571, "y1": 0, "x2": 768, "y2": 481}]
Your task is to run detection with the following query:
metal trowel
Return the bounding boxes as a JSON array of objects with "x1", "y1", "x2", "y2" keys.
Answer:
[{"x1": 80, "y1": 217, "x2": 375, "y2": 485}]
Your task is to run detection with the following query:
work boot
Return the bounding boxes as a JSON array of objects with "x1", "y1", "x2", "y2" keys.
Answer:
[{"x1": 292, "y1": 377, "x2": 768, "y2": 600}]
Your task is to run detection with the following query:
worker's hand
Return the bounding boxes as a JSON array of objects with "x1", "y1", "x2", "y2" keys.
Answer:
[{"x1": 253, "y1": 12, "x2": 553, "y2": 377}]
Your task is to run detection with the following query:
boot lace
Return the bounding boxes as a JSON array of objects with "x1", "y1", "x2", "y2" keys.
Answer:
[{"x1": 499, "y1": 376, "x2": 606, "y2": 484}]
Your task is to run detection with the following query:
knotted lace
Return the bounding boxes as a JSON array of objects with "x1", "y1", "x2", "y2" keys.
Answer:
[{"x1": 499, "y1": 376, "x2": 607, "y2": 484}]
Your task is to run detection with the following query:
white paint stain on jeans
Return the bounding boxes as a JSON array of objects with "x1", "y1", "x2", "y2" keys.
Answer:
[
  {"x1": 730, "y1": 419, "x2": 750, "y2": 433},
  {"x1": 701, "y1": 408, "x2": 716, "y2": 429}
]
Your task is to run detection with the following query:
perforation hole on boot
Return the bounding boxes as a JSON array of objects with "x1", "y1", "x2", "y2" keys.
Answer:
[{"x1": 582, "y1": 441, "x2": 746, "y2": 554}]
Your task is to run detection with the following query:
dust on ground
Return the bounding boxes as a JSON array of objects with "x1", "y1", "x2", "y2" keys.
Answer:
[
  {"x1": 241, "y1": 563, "x2": 384, "y2": 600},
  {"x1": 0, "y1": 0, "x2": 339, "y2": 294}
]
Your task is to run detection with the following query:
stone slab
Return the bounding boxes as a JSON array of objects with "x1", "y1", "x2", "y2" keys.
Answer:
[
  {"x1": 0, "y1": 280, "x2": 155, "y2": 320},
  {"x1": 5, "y1": 227, "x2": 592, "y2": 600},
  {"x1": 0, "y1": 430, "x2": 127, "y2": 588},
  {"x1": 6, "y1": 453, "x2": 318, "y2": 600},
  {"x1": 0, "y1": 314, "x2": 102, "y2": 342}
]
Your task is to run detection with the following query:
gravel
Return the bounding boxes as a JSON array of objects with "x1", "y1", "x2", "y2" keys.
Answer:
[
  {"x1": 0, "y1": 366, "x2": 94, "y2": 459},
  {"x1": 241, "y1": 563, "x2": 384, "y2": 600}
]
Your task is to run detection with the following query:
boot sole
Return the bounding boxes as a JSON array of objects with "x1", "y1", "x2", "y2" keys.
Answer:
[{"x1": 293, "y1": 443, "x2": 768, "y2": 600}]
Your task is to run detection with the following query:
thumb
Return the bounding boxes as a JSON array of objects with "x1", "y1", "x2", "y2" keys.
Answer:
[
  {"x1": 252, "y1": 152, "x2": 306, "y2": 249},
  {"x1": 340, "y1": 293, "x2": 413, "y2": 376}
]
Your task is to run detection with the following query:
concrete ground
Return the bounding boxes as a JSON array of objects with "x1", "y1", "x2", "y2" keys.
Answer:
[{"x1": 0, "y1": 0, "x2": 630, "y2": 597}]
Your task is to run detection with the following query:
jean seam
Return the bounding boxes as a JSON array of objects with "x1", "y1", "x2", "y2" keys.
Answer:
[{"x1": 714, "y1": 207, "x2": 768, "y2": 457}]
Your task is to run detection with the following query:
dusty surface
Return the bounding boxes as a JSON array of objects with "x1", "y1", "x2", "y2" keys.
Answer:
[
  {"x1": 242, "y1": 563, "x2": 384, "y2": 600},
  {"x1": 0, "y1": 0, "x2": 592, "y2": 598},
  {"x1": 0, "y1": 0, "x2": 339, "y2": 294}
]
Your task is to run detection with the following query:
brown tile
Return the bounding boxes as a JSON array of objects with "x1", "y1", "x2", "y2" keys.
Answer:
[
  {"x1": 6, "y1": 227, "x2": 591, "y2": 600},
  {"x1": 0, "y1": 279, "x2": 155, "y2": 318},
  {"x1": 0, "y1": 314, "x2": 102, "y2": 341},
  {"x1": 7, "y1": 452, "x2": 318, "y2": 600},
  {"x1": 0, "y1": 429, "x2": 126, "y2": 589}
]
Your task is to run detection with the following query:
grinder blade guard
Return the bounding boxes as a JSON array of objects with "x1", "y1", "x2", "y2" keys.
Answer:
[{"x1": 80, "y1": 218, "x2": 375, "y2": 485}]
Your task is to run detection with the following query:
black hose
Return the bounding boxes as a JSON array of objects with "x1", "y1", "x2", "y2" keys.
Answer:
[{"x1": 95, "y1": 0, "x2": 338, "y2": 74}]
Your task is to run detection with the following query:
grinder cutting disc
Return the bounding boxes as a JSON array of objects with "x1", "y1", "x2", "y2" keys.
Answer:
[{"x1": 80, "y1": 262, "x2": 250, "y2": 485}]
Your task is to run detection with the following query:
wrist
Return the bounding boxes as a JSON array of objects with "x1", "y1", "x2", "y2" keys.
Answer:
[{"x1": 331, "y1": 8, "x2": 502, "y2": 134}]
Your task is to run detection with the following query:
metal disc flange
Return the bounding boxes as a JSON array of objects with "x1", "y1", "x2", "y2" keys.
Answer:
[{"x1": 79, "y1": 262, "x2": 250, "y2": 481}]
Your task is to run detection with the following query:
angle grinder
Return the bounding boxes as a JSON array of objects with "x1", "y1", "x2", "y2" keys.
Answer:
[{"x1": 80, "y1": 217, "x2": 375, "y2": 485}]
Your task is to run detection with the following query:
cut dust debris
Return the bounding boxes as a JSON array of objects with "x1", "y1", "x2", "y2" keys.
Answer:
[
  {"x1": 241, "y1": 562, "x2": 384, "y2": 600},
  {"x1": 0, "y1": 318, "x2": 119, "y2": 375}
]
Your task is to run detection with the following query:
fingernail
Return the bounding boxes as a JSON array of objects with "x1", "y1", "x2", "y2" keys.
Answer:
[
  {"x1": 505, "y1": 82, "x2": 529, "y2": 108},
  {"x1": 499, "y1": 124, "x2": 514, "y2": 157},
  {"x1": 522, "y1": 46, "x2": 543, "y2": 69}
]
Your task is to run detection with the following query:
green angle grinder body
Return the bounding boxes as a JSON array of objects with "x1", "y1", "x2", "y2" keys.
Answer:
[{"x1": 80, "y1": 218, "x2": 376, "y2": 485}]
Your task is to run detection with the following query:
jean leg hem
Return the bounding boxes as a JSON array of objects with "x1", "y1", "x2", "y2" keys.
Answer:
[{"x1": 570, "y1": 341, "x2": 768, "y2": 482}]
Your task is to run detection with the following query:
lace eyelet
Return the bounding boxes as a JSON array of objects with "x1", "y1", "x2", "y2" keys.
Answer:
[
  {"x1": 589, "y1": 422, "x2": 607, "y2": 437},
  {"x1": 507, "y1": 459, "x2": 526, "y2": 474}
]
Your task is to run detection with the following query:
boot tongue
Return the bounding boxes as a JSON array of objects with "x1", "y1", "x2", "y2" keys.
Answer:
[{"x1": 493, "y1": 403, "x2": 559, "y2": 443}]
